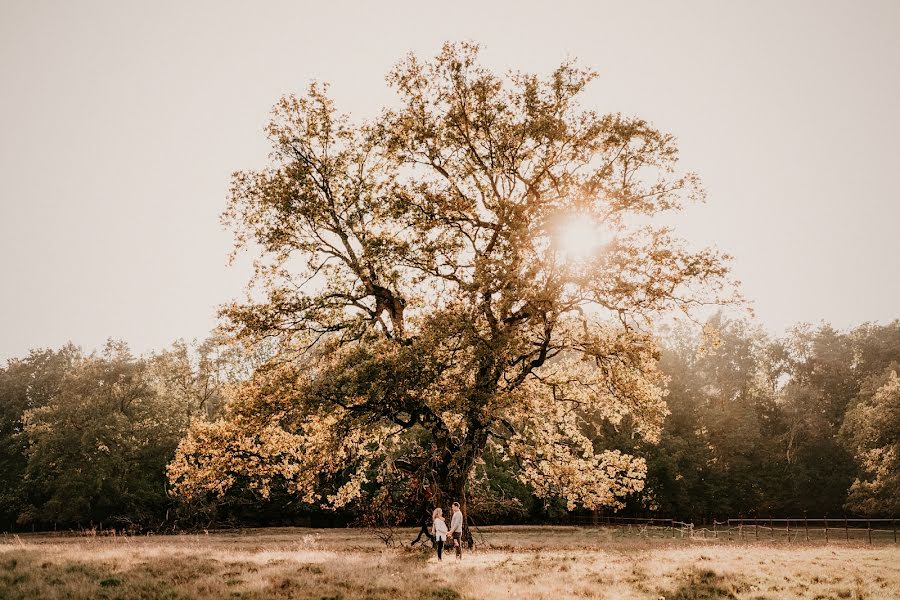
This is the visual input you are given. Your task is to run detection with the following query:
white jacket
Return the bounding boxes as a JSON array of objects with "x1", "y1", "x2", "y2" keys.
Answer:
[{"x1": 433, "y1": 517, "x2": 448, "y2": 541}]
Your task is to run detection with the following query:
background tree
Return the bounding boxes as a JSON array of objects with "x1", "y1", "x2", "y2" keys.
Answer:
[
  {"x1": 0, "y1": 337, "x2": 233, "y2": 530},
  {"x1": 622, "y1": 317, "x2": 783, "y2": 520},
  {"x1": 21, "y1": 342, "x2": 184, "y2": 527},
  {"x1": 841, "y1": 366, "x2": 900, "y2": 515},
  {"x1": 635, "y1": 318, "x2": 900, "y2": 521},
  {"x1": 147, "y1": 334, "x2": 246, "y2": 422},
  {"x1": 2, "y1": 320, "x2": 898, "y2": 532},
  {"x1": 775, "y1": 321, "x2": 900, "y2": 515},
  {"x1": 0, "y1": 345, "x2": 80, "y2": 529},
  {"x1": 169, "y1": 42, "x2": 735, "y2": 527}
]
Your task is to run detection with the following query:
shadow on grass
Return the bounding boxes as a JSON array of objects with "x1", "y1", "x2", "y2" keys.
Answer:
[
  {"x1": 0, "y1": 550, "x2": 465, "y2": 600},
  {"x1": 659, "y1": 567, "x2": 751, "y2": 600}
]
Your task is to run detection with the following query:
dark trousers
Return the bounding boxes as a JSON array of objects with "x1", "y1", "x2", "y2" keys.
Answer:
[{"x1": 436, "y1": 539, "x2": 444, "y2": 560}]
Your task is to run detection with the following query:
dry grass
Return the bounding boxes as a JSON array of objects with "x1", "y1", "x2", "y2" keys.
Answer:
[{"x1": 1, "y1": 526, "x2": 898, "y2": 599}]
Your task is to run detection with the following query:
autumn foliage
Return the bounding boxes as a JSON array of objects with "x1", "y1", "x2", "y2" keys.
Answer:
[{"x1": 165, "y1": 43, "x2": 736, "y2": 524}]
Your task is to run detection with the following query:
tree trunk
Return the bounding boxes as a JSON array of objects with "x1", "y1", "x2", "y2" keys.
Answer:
[
  {"x1": 447, "y1": 474, "x2": 475, "y2": 548},
  {"x1": 438, "y1": 425, "x2": 488, "y2": 548},
  {"x1": 420, "y1": 400, "x2": 491, "y2": 549}
]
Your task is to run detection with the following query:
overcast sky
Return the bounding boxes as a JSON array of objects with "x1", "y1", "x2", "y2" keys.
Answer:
[{"x1": 1, "y1": 0, "x2": 898, "y2": 360}]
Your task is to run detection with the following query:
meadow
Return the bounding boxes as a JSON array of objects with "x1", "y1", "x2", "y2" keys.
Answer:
[{"x1": 1, "y1": 526, "x2": 898, "y2": 599}]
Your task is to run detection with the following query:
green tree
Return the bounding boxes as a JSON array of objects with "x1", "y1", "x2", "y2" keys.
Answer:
[
  {"x1": 20, "y1": 343, "x2": 181, "y2": 526},
  {"x1": 147, "y1": 335, "x2": 245, "y2": 422},
  {"x1": 639, "y1": 317, "x2": 784, "y2": 519},
  {"x1": 0, "y1": 345, "x2": 80, "y2": 529},
  {"x1": 775, "y1": 321, "x2": 900, "y2": 515},
  {"x1": 18, "y1": 337, "x2": 238, "y2": 529},
  {"x1": 841, "y1": 366, "x2": 900, "y2": 515}
]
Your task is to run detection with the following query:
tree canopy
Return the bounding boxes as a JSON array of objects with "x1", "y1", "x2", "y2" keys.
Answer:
[{"x1": 168, "y1": 42, "x2": 736, "y2": 521}]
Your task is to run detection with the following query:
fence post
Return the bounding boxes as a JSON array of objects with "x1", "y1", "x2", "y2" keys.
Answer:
[
  {"x1": 713, "y1": 519, "x2": 717, "y2": 539},
  {"x1": 786, "y1": 518, "x2": 790, "y2": 543},
  {"x1": 824, "y1": 516, "x2": 828, "y2": 544},
  {"x1": 739, "y1": 517, "x2": 744, "y2": 541},
  {"x1": 867, "y1": 520, "x2": 872, "y2": 545},
  {"x1": 845, "y1": 516, "x2": 849, "y2": 542},
  {"x1": 804, "y1": 514, "x2": 809, "y2": 542},
  {"x1": 671, "y1": 519, "x2": 676, "y2": 538},
  {"x1": 893, "y1": 518, "x2": 896, "y2": 544},
  {"x1": 755, "y1": 519, "x2": 759, "y2": 541},
  {"x1": 770, "y1": 516, "x2": 774, "y2": 541}
]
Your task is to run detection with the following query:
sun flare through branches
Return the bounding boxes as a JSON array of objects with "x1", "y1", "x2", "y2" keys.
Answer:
[{"x1": 555, "y1": 213, "x2": 604, "y2": 264}]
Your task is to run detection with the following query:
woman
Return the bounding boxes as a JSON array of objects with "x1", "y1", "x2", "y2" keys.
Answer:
[{"x1": 432, "y1": 507, "x2": 448, "y2": 560}]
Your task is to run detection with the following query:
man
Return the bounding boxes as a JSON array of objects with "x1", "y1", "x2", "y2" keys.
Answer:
[{"x1": 448, "y1": 501, "x2": 464, "y2": 559}]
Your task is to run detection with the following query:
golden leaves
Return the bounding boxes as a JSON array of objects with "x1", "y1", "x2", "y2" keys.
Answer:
[{"x1": 188, "y1": 42, "x2": 739, "y2": 513}]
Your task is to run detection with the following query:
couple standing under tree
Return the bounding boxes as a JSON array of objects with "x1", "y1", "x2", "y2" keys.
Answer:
[{"x1": 432, "y1": 502, "x2": 463, "y2": 560}]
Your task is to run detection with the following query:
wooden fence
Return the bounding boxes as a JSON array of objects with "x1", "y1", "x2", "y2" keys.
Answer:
[{"x1": 561, "y1": 514, "x2": 898, "y2": 544}]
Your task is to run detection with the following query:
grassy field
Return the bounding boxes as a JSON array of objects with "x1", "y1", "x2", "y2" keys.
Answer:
[{"x1": 1, "y1": 526, "x2": 898, "y2": 599}]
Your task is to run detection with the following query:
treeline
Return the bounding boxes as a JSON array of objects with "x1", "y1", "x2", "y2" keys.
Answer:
[
  {"x1": 625, "y1": 317, "x2": 899, "y2": 521},
  {"x1": 0, "y1": 318, "x2": 897, "y2": 532},
  {"x1": 0, "y1": 339, "x2": 234, "y2": 531}
]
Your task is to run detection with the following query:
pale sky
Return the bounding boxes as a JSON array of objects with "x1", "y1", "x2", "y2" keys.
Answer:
[{"x1": 1, "y1": 0, "x2": 899, "y2": 360}]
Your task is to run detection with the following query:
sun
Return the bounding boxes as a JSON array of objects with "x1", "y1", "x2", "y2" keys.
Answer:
[{"x1": 556, "y1": 213, "x2": 603, "y2": 262}]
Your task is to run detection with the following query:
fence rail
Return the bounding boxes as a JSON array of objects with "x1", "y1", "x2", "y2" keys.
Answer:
[{"x1": 560, "y1": 515, "x2": 898, "y2": 544}]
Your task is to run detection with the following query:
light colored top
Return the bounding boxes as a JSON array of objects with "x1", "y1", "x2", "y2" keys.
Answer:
[
  {"x1": 433, "y1": 517, "x2": 448, "y2": 541},
  {"x1": 449, "y1": 510, "x2": 463, "y2": 534}
]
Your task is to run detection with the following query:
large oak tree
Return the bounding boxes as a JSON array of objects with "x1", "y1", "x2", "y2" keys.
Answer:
[{"x1": 168, "y1": 43, "x2": 734, "y2": 528}]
